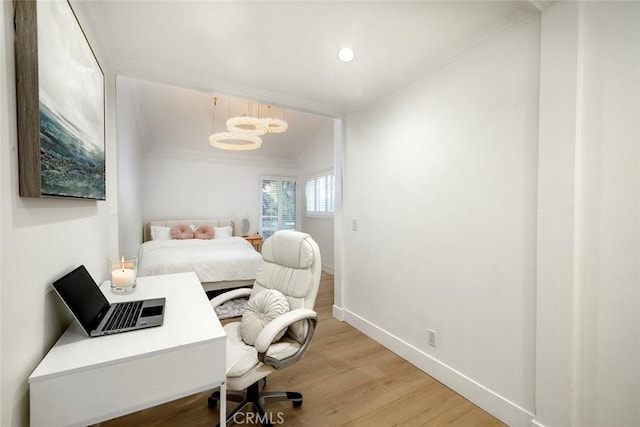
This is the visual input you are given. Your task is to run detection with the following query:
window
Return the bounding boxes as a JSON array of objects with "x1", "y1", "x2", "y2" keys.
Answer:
[
  {"x1": 306, "y1": 171, "x2": 334, "y2": 217},
  {"x1": 261, "y1": 177, "x2": 297, "y2": 239}
]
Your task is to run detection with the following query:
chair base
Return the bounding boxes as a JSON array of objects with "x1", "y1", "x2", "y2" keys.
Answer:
[{"x1": 208, "y1": 379, "x2": 303, "y2": 427}]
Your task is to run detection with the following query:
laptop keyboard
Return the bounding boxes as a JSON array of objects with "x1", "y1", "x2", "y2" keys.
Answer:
[{"x1": 103, "y1": 301, "x2": 143, "y2": 331}]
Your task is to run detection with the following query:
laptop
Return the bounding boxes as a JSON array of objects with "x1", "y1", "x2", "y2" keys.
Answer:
[{"x1": 53, "y1": 265, "x2": 165, "y2": 337}]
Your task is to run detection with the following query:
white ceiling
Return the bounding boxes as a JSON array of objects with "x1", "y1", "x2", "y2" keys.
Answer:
[{"x1": 77, "y1": 1, "x2": 540, "y2": 160}]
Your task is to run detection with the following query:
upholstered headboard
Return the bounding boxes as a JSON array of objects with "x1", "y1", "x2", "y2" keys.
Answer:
[{"x1": 143, "y1": 219, "x2": 236, "y2": 242}]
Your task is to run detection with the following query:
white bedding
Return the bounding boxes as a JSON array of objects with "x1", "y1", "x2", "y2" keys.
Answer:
[{"x1": 138, "y1": 237, "x2": 262, "y2": 283}]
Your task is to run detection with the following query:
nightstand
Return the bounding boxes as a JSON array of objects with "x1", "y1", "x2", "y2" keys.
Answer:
[{"x1": 243, "y1": 236, "x2": 263, "y2": 252}]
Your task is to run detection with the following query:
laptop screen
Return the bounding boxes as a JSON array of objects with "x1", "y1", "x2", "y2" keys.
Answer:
[{"x1": 53, "y1": 265, "x2": 110, "y2": 332}]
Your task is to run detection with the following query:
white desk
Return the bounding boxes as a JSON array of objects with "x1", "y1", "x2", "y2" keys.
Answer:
[{"x1": 29, "y1": 272, "x2": 226, "y2": 427}]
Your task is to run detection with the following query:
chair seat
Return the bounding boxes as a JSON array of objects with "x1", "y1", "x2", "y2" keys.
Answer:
[{"x1": 225, "y1": 322, "x2": 302, "y2": 378}]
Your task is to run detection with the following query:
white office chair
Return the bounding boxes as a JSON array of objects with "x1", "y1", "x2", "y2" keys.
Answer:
[{"x1": 208, "y1": 230, "x2": 321, "y2": 426}]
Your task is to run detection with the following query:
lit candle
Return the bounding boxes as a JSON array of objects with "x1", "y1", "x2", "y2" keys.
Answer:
[{"x1": 111, "y1": 256, "x2": 135, "y2": 287}]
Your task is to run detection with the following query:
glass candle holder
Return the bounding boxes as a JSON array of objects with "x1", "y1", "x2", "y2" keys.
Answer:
[{"x1": 108, "y1": 256, "x2": 137, "y2": 294}]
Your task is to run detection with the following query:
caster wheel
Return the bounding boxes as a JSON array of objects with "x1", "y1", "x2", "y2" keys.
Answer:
[
  {"x1": 208, "y1": 391, "x2": 220, "y2": 408},
  {"x1": 208, "y1": 397, "x2": 218, "y2": 408},
  {"x1": 293, "y1": 399, "x2": 303, "y2": 408}
]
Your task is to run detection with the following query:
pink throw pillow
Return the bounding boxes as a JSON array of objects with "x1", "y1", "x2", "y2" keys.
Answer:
[
  {"x1": 170, "y1": 224, "x2": 194, "y2": 240},
  {"x1": 194, "y1": 225, "x2": 214, "y2": 240}
]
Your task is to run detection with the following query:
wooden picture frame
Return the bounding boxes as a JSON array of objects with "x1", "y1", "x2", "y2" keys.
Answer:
[{"x1": 14, "y1": 0, "x2": 105, "y2": 200}]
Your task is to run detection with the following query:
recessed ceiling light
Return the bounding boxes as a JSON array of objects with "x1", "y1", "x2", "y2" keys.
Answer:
[{"x1": 337, "y1": 47, "x2": 355, "y2": 63}]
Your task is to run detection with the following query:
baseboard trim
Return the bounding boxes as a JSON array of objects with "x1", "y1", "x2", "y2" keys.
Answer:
[
  {"x1": 342, "y1": 309, "x2": 534, "y2": 427},
  {"x1": 322, "y1": 264, "x2": 334, "y2": 275},
  {"x1": 531, "y1": 419, "x2": 547, "y2": 427},
  {"x1": 332, "y1": 305, "x2": 345, "y2": 321}
]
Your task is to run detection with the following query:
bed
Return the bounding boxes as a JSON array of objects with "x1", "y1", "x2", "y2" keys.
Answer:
[{"x1": 138, "y1": 219, "x2": 262, "y2": 291}]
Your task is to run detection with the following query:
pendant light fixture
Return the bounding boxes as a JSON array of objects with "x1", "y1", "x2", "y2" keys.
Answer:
[
  {"x1": 209, "y1": 132, "x2": 262, "y2": 151},
  {"x1": 226, "y1": 101, "x2": 268, "y2": 136},
  {"x1": 226, "y1": 116, "x2": 268, "y2": 136},
  {"x1": 209, "y1": 98, "x2": 262, "y2": 151},
  {"x1": 208, "y1": 97, "x2": 288, "y2": 151}
]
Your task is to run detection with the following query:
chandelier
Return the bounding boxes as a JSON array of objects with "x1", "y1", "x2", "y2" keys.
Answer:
[
  {"x1": 209, "y1": 98, "x2": 288, "y2": 151},
  {"x1": 209, "y1": 132, "x2": 262, "y2": 151}
]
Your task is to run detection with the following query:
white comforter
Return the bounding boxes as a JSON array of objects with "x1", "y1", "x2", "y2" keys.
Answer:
[{"x1": 138, "y1": 237, "x2": 262, "y2": 283}]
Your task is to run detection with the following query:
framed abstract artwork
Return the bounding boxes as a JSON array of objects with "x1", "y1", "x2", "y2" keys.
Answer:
[{"x1": 14, "y1": 0, "x2": 105, "y2": 200}]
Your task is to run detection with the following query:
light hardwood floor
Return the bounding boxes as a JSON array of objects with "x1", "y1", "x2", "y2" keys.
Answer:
[{"x1": 103, "y1": 273, "x2": 505, "y2": 426}]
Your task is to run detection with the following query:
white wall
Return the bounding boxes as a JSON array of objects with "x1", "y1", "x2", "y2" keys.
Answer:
[
  {"x1": 536, "y1": 2, "x2": 640, "y2": 426},
  {"x1": 535, "y1": 2, "x2": 581, "y2": 425},
  {"x1": 116, "y1": 76, "x2": 145, "y2": 256},
  {"x1": 0, "y1": 2, "x2": 119, "y2": 426},
  {"x1": 340, "y1": 3, "x2": 640, "y2": 426},
  {"x1": 579, "y1": 5, "x2": 640, "y2": 424},
  {"x1": 341, "y1": 17, "x2": 540, "y2": 425},
  {"x1": 298, "y1": 122, "x2": 335, "y2": 272},
  {"x1": 142, "y1": 149, "x2": 298, "y2": 235}
]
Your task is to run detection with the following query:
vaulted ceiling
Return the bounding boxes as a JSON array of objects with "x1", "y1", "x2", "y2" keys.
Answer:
[{"x1": 119, "y1": 76, "x2": 334, "y2": 161}]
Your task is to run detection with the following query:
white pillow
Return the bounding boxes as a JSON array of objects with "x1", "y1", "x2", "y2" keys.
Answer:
[
  {"x1": 240, "y1": 289, "x2": 290, "y2": 346},
  {"x1": 150, "y1": 226, "x2": 171, "y2": 241},
  {"x1": 213, "y1": 225, "x2": 233, "y2": 239}
]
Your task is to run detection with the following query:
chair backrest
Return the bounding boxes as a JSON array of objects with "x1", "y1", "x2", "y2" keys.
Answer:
[{"x1": 252, "y1": 230, "x2": 321, "y2": 343}]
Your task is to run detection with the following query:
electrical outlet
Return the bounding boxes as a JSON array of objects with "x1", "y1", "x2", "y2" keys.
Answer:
[{"x1": 428, "y1": 329, "x2": 437, "y2": 348}]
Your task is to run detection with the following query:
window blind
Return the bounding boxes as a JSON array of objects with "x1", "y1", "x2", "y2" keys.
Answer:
[
  {"x1": 305, "y1": 172, "x2": 334, "y2": 216},
  {"x1": 261, "y1": 177, "x2": 296, "y2": 238}
]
